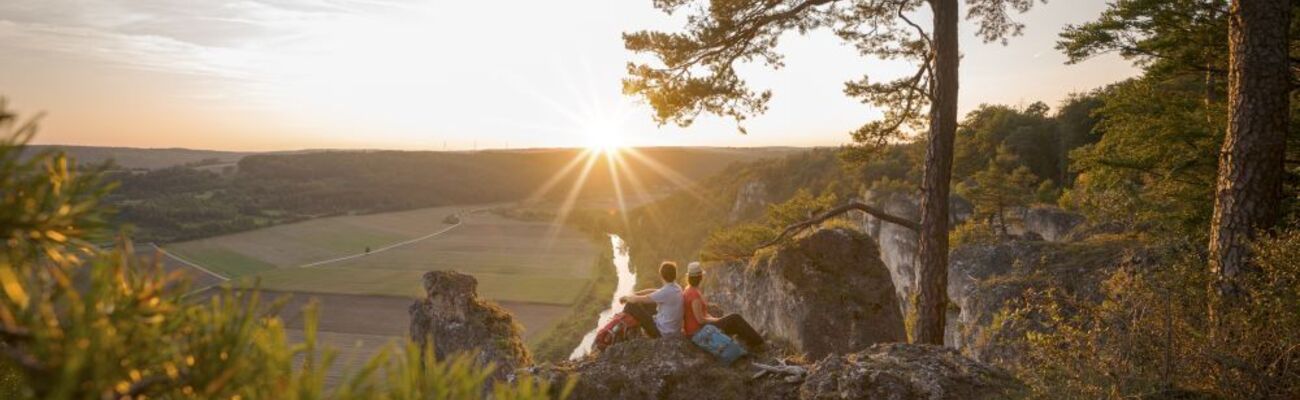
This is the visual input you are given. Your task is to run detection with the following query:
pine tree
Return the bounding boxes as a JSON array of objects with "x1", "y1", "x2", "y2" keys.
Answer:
[
  {"x1": 622, "y1": 0, "x2": 1040, "y2": 346},
  {"x1": 958, "y1": 146, "x2": 1039, "y2": 239},
  {"x1": 1209, "y1": 0, "x2": 1291, "y2": 297}
]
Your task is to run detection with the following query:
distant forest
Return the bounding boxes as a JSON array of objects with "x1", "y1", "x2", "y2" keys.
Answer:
[{"x1": 103, "y1": 147, "x2": 799, "y2": 243}]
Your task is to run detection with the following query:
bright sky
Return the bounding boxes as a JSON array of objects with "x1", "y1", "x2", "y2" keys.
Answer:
[{"x1": 0, "y1": 1, "x2": 1136, "y2": 151}]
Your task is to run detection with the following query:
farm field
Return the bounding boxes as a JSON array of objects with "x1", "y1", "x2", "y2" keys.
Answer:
[
  {"x1": 164, "y1": 206, "x2": 464, "y2": 277},
  {"x1": 161, "y1": 203, "x2": 602, "y2": 384},
  {"x1": 137, "y1": 244, "x2": 227, "y2": 290},
  {"x1": 165, "y1": 205, "x2": 600, "y2": 306},
  {"x1": 246, "y1": 213, "x2": 597, "y2": 305}
]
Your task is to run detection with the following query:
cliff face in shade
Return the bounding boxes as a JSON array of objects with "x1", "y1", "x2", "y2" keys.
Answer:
[
  {"x1": 705, "y1": 228, "x2": 907, "y2": 360},
  {"x1": 854, "y1": 190, "x2": 927, "y2": 325},
  {"x1": 408, "y1": 270, "x2": 531, "y2": 382}
]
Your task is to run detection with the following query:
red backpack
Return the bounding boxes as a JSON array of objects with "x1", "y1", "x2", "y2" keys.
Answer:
[{"x1": 593, "y1": 311, "x2": 641, "y2": 352}]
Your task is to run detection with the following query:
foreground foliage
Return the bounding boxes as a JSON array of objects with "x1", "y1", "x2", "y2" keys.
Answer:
[{"x1": 0, "y1": 104, "x2": 566, "y2": 399}]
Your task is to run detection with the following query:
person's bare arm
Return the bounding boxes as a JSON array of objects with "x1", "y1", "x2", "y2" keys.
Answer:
[
  {"x1": 634, "y1": 288, "x2": 657, "y2": 296},
  {"x1": 691, "y1": 298, "x2": 716, "y2": 325},
  {"x1": 620, "y1": 294, "x2": 653, "y2": 304}
]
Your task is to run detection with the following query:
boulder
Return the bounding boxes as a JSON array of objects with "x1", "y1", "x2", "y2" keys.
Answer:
[
  {"x1": 524, "y1": 340, "x2": 1024, "y2": 400},
  {"x1": 800, "y1": 343, "x2": 1024, "y2": 400},
  {"x1": 408, "y1": 271, "x2": 531, "y2": 382},
  {"x1": 1018, "y1": 206, "x2": 1083, "y2": 242},
  {"x1": 526, "y1": 338, "x2": 800, "y2": 400},
  {"x1": 706, "y1": 228, "x2": 906, "y2": 359}
]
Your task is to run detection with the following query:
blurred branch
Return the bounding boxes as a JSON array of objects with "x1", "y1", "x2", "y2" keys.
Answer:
[
  {"x1": 0, "y1": 325, "x2": 32, "y2": 341},
  {"x1": 1, "y1": 343, "x2": 46, "y2": 373},
  {"x1": 107, "y1": 374, "x2": 173, "y2": 400}
]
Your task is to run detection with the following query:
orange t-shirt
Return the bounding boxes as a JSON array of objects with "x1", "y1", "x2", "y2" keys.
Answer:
[{"x1": 682, "y1": 286, "x2": 706, "y2": 337}]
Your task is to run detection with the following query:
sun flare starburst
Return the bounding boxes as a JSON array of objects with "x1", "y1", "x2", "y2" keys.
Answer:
[{"x1": 582, "y1": 117, "x2": 626, "y2": 155}]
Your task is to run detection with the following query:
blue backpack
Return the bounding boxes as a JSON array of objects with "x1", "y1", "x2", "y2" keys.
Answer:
[{"x1": 691, "y1": 325, "x2": 747, "y2": 365}]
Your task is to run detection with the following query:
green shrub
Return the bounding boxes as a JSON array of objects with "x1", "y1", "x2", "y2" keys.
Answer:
[
  {"x1": 0, "y1": 102, "x2": 567, "y2": 399},
  {"x1": 951, "y1": 220, "x2": 1000, "y2": 246}
]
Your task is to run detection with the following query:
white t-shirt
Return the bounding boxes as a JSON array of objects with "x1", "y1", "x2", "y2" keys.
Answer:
[{"x1": 649, "y1": 282, "x2": 684, "y2": 337}]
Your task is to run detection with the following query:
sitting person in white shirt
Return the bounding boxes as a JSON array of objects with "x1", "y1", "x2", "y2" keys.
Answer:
[{"x1": 618, "y1": 261, "x2": 684, "y2": 338}]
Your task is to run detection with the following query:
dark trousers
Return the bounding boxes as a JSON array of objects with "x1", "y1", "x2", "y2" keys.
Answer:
[
  {"x1": 623, "y1": 302, "x2": 661, "y2": 338},
  {"x1": 708, "y1": 314, "x2": 763, "y2": 349}
]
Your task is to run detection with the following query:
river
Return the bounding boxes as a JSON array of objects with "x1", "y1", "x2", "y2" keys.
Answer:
[{"x1": 569, "y1": 234, "x2": 637, "y2": 359}]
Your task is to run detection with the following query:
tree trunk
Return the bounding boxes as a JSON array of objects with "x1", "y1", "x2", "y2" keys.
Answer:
[
  {"x1": 913, "y1": 0, "x2": 958, "y2": 346},
  {"x1": 1209, "y1": 0, "x2": 1290, "y2": 296}
]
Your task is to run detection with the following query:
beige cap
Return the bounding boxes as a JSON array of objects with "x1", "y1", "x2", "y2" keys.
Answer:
[{"x1": 687, "y1": 262, "x2": 703, "y2": 277}]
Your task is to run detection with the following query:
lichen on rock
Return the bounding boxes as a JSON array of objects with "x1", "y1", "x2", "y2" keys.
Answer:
[
  {"x1": 526, "y1": 338, "x2": 800, "y2": 400},
  {"x1": 408, "y1": 270, "x2": 531, "y2": 382},
  {"x1": 523, "y1": 339, "x2": 1024, "y2": 400},
  {"x1": 800, "y1": 343, "x2": 1025, "y2": 400},
  {"x1": 706, "y1": 227, "x2": 907, "y2": 359}
]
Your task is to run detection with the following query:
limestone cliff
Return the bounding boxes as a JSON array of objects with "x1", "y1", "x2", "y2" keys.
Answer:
[
  {"x1": 853, "y1": 189, "x2": 1091, "y2": 348},
  {"x1": 705, "y1": 228, "x2": 906, "y2": 359},
  {"x1": 408, "y1": 271, "x2": 531, "y2": 382},
  {"x1": 947, "y1": 237, "x2": 1148, "y2": 362},
  {"x1": 729, "y1": 180, "x2": 770, "y2": 223}
]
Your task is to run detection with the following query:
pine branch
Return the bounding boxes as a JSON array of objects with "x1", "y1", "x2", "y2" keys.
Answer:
[{"x1": 754, "y1": 200, "x2": 918, "y2": 252}]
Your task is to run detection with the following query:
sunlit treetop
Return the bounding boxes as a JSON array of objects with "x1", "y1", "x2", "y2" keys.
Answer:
[
  {"x1": 1057, "y1": 0, "x2": 1230, "y2": 79},
  {"x1": 623, "y1": 0, "x2": 1039, "y2": 147}
]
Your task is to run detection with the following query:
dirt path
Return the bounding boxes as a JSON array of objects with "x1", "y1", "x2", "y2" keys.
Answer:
[
  {"x1": 171, "y1": 207, "x2": 494, "y2": 296},
  {"x1": 147, "y1": 243, "x2": 230, "y2": 280},
  {"x1": 143, "y1": 243, "x2": 229, "y2": 290},
  {"x1": 297, "y1": 207, "x2": 489, "y2": 268}
]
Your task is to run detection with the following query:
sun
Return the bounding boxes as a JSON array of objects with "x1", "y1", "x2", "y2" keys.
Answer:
[
  {"x1": 582, "y1": 117, "x2": 626, "y2": 154},
  {"x1": 587, "y1": 135, "x2": 624, "y2": 154}
]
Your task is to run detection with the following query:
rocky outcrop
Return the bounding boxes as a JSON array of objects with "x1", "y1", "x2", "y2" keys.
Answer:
[
  {"x1": 1016, "y1": 206, "x2": 1083, "y2": 242},
  {"x1": 706, "y1": 228, "x2": 906, "y2": 359},
  {"x1": 729, "y1": 181, "x2": 770, "y2": 223},
  {"x1": 526, "y1": 338, "x2": 799, "y2": 400},
  {"x1": 854, "y1": 189, "x2": 971, "y2": 333},
  {"x1": 408, "y1": 271, "x2": 531, "y2": 382},
  {"x1": 524, "y1": 339, "x2": 1023, "y2": 400},
  {"x1": 801, "y1": 344, "x2": 1025, "y2": 400},
  {"x1": 946, "y1": 237, "x2": 1147, "y2": 361}
]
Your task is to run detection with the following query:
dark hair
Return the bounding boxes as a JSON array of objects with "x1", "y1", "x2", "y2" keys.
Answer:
[
  {"x1": 688, "y1": 274, "x2": 702, "y2": 288},
  {"x1": 659, "y1": 261, "x2": 677, "y2": 283}
]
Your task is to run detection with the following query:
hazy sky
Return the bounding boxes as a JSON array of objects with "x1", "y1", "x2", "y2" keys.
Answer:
[{"x1": 0, "y1": 1, "x2": 1137, "y2": 151}]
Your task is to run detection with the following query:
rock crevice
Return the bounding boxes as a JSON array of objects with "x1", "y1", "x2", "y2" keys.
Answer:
[{"x1": 706, "y1": 228, "x2": 906, "y2": 359}]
